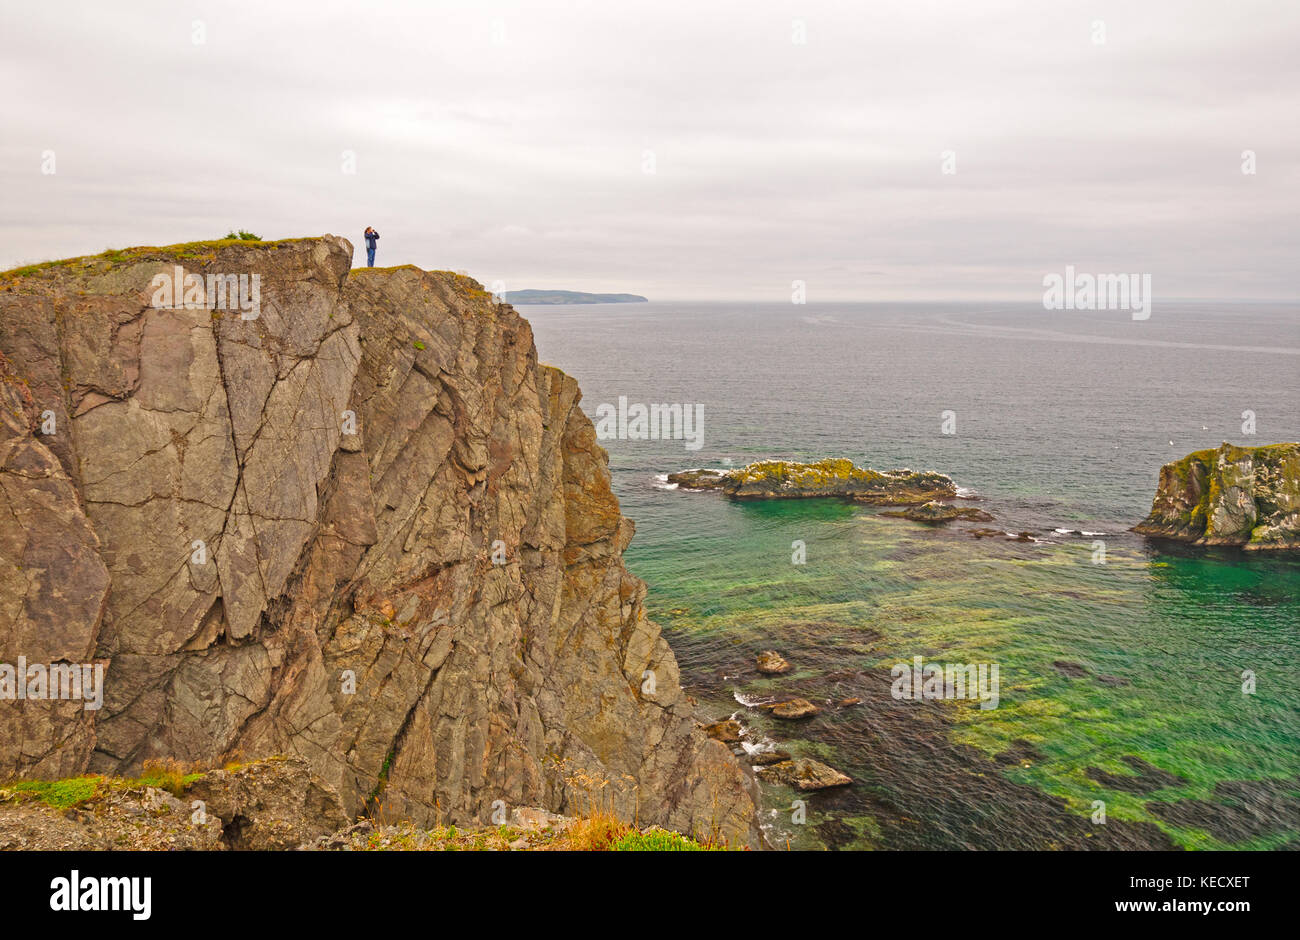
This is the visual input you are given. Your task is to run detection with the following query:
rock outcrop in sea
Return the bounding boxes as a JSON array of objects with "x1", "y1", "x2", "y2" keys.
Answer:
[
  {"x1": 0, "y1": 236, "x2": 755, "y2": 842},
  {"x1": 880, "y1": 501, "x2": 994, "y2": 524},
  {"x1": 668, "y1": 458, "x2": 956, "y2": 502},
  {"x1": 757, "y1": 757, "x2": 852, "y2": 792},
  {"x1": 1134, "y1": 442, "x2": 1300, "y2": 550}
]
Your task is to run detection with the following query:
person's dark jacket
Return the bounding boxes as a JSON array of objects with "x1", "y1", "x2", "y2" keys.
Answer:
[{"x1": 364, "y1": 230, "x2": 379, "y2": 249}]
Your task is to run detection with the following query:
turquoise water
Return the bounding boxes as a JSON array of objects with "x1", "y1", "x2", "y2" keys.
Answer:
[{"x1": 528, "y1": 301, "x2": 1300, "y2": 849}]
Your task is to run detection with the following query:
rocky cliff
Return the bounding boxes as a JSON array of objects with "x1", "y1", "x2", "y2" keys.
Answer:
[
  {"x1": 0, "y1": 236, "x2": 754, "y2": 842},
  {"x1": 1134, "y1": 442, "x2": 1300, "y2": 549}
]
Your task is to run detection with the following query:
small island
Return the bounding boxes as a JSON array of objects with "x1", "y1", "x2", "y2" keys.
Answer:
[
  {"x1": 1134, "y1": 442, "x2": 1300, "y2": 550},
  {"x1": 504, "y1": 289, "x2": 648, "y2": 305},
  {"x1": 668, "y1": 458, "x2": 959, "y2": 504}
]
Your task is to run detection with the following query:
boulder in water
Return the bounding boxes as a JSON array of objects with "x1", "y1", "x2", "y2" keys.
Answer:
[
  {"x1": 769, "y1": 698, "x2": 820, "y2": 720},
  {"x1": 756, "y1": 650, "x2": 791, "y2": 674},
  {"x1": 758, "y1": 758, "x2": 852, "y2": 791}
]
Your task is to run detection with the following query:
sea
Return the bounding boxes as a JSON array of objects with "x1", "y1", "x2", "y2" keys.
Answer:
[{"x1": 527, "y1": 300, "x2": 1300, "y2": 850}]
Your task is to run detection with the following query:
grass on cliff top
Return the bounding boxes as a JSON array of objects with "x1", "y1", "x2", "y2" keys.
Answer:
[
  {"x1": 1166, "y1": 441, "x2": 1300, "y2": 467},
  {"x1": 611, "y1": 828, "x2": 719, "y2": 851},
  {"x1": 347, "y1": 265, "x2": 493, "y2": 299},
  {"x1": 348, "y1": 263, "x2": 424, "y2": 274},
  {"x1": 0, "y1": 240, "x2": 500, "y2": 307},
  {"x1": 354, "y1": 817, "x2": 726, "y2": 852},
  {"x1": 2, "y1": 759, "x2": 207, "y2": 809},
  {"x1": 0, "y1": 236, "x2": 327, "y2": 283},
  {"x1": 6, "y1": 776, "x2": 102, "y2": 810},
  {"x1": 3, "y1": 759, "x2": 735, "y2": 851}
]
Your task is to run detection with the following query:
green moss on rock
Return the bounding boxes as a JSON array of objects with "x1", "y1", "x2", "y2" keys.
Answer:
[
  {"x1": 668, "y1": 458, "x2": 956, "y2": 504},
  {"x1": 1135, "y1": 442, "x2": 1300, "y2": 549}
]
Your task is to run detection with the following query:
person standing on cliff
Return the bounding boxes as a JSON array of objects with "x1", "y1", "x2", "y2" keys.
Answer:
[{"x1": 363, "y1": 226, "x2": 380, "y2": 267}]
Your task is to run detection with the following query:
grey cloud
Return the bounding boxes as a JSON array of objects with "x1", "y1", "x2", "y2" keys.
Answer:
[{"x1": 1, "y1": 0, "x2": 1296, "y2": 301}]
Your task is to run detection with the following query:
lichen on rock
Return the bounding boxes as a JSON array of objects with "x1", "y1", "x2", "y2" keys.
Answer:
[
  {"x1": 1134, "y1": 442, "x2": 1300, "y2": 549},
  {"x1": 667, "y1": 458, "x2": 956, "y2": 503}
]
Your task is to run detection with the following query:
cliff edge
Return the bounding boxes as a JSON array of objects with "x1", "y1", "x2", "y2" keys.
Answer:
[{"x1": 0, "y1": 236, "x2": 755, "y2": 842}]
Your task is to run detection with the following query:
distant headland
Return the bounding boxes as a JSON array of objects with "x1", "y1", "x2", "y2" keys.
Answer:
[{"x1": 504, "y1": 289, "x2": 648, "y2": 305}]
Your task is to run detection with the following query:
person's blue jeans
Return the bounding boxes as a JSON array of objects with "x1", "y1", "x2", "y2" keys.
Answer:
[{"x1": 366, "y1": 247, "x2": 376, "y2": 267}]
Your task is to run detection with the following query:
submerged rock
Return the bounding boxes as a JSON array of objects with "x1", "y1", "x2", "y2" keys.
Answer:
[
  {"x1": 993, "y1": 739, "x2": 1048, "y2": 767},
  {"x1": 756, "y1": 650, "x2": 791, "y2": 674},
  {"x1": 667, "y1": 458, "x2": 956, "y2": 503},
  {"x1": 880, "y1": 500, "x2": 994, "y2": 524},
  {"x1": 1146, "y1": 777, "x2": 1300, "y2": 843},
  {"x1": 758, "y1": 758, "x2": 852, "y2": 791},
  {"x1": 1085, "y1": 756, "x2": 1187, "y2": 795},
  {"x1": 1134, "y1": 442, "x2": 1300, "y2": 550}
]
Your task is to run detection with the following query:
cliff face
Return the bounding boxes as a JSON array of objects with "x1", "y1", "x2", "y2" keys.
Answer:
[
  {"x1": 0, "y1": 237, "x2": 754, "y2": 841},
  {"x1": 1135, "y1": 442, "x2": 1300, "y2": 549}
]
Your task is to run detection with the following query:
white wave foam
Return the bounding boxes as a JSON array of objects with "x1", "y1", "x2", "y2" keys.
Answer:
[
  {"x1": 652, "y1": 473, "x2": 679, "y2": 491},
  {"x1": 733, "y1": 689, "x2": 774, "y2": 708}
]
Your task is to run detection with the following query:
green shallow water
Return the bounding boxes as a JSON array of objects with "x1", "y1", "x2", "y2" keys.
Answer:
[{"x1": 630, "y1": 498, "x2": 1300, "y2": 849}]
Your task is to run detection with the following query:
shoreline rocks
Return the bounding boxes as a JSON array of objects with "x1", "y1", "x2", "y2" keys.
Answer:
[
  {"x1": 1134, "y1": 442, "x2": 1300, "y2": 550},
  {"x1": 748, "y1": 749, "x2": 793, "y2": 767},
  {"x1": 703, "y1": 719, "x2": 743, "y2": 743}
]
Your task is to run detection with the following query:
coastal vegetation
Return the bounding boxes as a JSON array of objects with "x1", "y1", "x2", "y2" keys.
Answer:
[{"x1": 0, "y1": 758, "x2": 728, "y2": 851}]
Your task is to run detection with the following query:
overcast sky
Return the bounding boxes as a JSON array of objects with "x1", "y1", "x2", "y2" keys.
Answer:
[{"x1": 2, "y1": 0, "x2": 1297, "y2": 300}]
